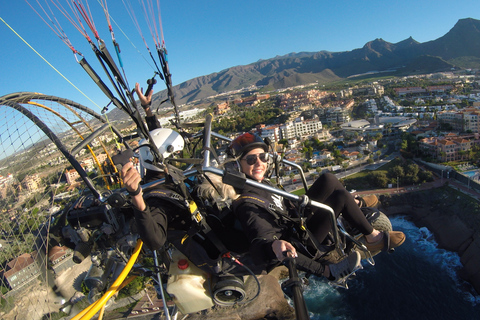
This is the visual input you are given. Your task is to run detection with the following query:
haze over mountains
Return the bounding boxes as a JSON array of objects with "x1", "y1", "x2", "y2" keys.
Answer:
[{"x1": 151, "y1": 18, "x2": 480, "y2": 106}]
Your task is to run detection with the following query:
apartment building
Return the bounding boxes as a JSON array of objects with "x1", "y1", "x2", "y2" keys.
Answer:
[
  {"x1": 437, "y1": 108, "x2": 480, "y2": 132},
  {"x1": 21, "y1": 174, "x2": 41, "y2": 192},
  {"x1": 65, "y1": 168, "x2": 80, "y2": 185},
  {"x1": 280, "y1": 116, "x2": 323, "y2": 140},
  {"x1": 0, "y1": 252, "x2": 40, "y2": 291},
  {"x1": 419, "y1": 133, "x2": 480, "y2": 162},
  {"x1": 318, "y1": 107, "x2": 350, "y2": 126},
  {"x1": 48, "y1": 246, "x2": 75, "y2": 275},
  {"x1": 257, "y1": 124, "x2": 282, "y2": 143}
]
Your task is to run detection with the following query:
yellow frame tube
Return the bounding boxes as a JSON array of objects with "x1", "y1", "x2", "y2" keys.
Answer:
[{"x1": 71, "y1": 240, "x2": 143, "y2": 320}]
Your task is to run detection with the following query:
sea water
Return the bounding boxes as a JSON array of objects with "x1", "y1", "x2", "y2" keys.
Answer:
[{"x1": 301, "y1": 216, "x2": 480, "y2": 320}]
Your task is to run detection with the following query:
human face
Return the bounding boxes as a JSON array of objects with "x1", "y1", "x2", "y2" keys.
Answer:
[{"x1": 240, "y1": 148, "x2": 268, "y2": 181}]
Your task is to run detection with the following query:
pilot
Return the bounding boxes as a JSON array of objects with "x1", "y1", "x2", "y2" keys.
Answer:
[{"x1": 121, "y1": 127, "x2": 189, "y2": 251}]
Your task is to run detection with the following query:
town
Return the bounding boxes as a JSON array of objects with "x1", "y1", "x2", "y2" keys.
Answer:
[{"x1": 1, "y1": 69, "x2": 480, "y2": 316}]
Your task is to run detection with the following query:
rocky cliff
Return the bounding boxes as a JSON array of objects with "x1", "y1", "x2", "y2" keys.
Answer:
[{"x1": 379, "y1": 185, "x2": 480, "y2": 295}]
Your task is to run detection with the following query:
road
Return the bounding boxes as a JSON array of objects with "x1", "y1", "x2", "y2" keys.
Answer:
[{"x1": 283, "y1": 158, "x2": 480, "y2": 202}]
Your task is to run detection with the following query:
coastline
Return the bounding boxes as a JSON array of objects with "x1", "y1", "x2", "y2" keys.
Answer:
[{"x1": 376, "y1": 186, "x2": 480, "y2": 295}]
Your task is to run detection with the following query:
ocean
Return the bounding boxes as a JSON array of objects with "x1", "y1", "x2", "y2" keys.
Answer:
[{"x1": 301, "y1": 216, "x2": 480, "y2": 320}]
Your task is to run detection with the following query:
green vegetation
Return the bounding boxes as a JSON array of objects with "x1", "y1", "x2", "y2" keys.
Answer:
[
  {"x1": 41, "y1": 311, "x2": 68, "y2": 320},
  {"x1": 291, "y1": 188, "x2": 306, "y2": 196},
  {"x1": 212, "y1": 102, "x2": 283, "y2": 134},
  {"x1": 0, "y1": 295, "x2": 15, "y2": 313},
  {"x1": 0, "y1": 233, "x2": 36, "y2": 265},
  {"x1": 117, "y1": 276, "x2": 146, "y2": 299},
  {"x1": 340, "y1": 158, "x2": 434, "y2": 191}
]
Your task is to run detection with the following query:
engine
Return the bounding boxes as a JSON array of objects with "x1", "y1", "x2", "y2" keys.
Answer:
[{"x1": 61, "y1": 192, "x2": 138, "y2": 301}]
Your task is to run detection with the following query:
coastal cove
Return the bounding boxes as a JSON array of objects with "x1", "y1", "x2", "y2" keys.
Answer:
[{"x1": 380, "y1": 185, "x2": 480, "y2": 295}]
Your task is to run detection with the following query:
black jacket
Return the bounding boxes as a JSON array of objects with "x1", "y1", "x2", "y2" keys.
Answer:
[
  {"x1": 234, "y1": 180, "x2": 292, "y2": 264},
  {"x1": 133, "y1": 182, "x2": 192, "y2": 251}
]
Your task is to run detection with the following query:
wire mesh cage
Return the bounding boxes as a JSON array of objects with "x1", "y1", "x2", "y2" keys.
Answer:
[{"x1": 0, "y1": 92, "x2": 128, "y2": 319}]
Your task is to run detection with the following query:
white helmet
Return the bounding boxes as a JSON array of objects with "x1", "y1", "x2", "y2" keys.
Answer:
[{"x1": 139, "y1": 128, "x2": 184, "y2": 172}]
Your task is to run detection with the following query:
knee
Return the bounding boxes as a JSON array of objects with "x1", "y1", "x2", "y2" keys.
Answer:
[{"x1": 319, "y1": 172, "x2": 341, "y2": 185}]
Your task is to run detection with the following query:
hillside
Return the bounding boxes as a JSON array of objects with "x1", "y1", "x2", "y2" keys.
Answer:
[{"x1": 147, "y1": 18, "x2": 480, "y2": 105}]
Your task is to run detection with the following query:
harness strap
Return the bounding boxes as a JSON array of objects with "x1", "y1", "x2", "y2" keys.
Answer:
[
  {"x1": 143, "y1": 189, "x2": 186, "y2": 208},
  {"x1": 145, "y1": 186, "x2": 229, "y2": 256}
]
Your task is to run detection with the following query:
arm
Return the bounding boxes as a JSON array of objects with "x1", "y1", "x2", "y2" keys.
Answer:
[
  {"x1": 121, "y1": 162, "x2": 145, "y2": 211},
  {"x1": 134, "y1": 82, "x2": 153, "y2": 115},
  {"x1": 121, "y1": 162, "x2": 167, "y2": 250},
  {"x1": 133, "y1": 198, "x2": 168, "y2": 250},
  {"x1": 134, "y1": 82, "x2": 161, "y2": 130}
]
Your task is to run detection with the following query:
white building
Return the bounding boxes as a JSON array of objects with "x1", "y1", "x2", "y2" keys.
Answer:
[{"x1": 280, "y1": 116, "x2": 323, "y2": 140}]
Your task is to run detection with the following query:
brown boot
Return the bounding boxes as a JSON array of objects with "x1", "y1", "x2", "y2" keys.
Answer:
[
  {"x1": 355, "y1": 194, "x2": 379, "y2": 208},
  {"x1": 365, "y1": 231, "x2": 406, "y2": 252}
]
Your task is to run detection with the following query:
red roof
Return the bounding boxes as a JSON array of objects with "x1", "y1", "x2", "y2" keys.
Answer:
[
  {"x1": 48, "y1": 246, "x2": 70, "y2": 262},
  {"x1": 4, "y1": 252, "x2": 37, "y2": 278}
]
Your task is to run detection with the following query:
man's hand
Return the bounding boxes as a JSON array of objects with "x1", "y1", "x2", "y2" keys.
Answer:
[
  {"x1": 121, "y1": 162, "x2": 146, "y2": 211},
  {"x1": 134, "y1": 82, "x2": 154, "y2": 116}
]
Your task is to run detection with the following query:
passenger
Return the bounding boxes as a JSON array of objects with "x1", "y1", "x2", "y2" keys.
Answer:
[{"x1": 227, "y1": 132, "x2": 406, "y2": 280}]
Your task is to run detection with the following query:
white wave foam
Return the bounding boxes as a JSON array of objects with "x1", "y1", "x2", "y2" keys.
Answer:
[{"x1": 391, "y1": 215, "x2": 479, "y2": 305}]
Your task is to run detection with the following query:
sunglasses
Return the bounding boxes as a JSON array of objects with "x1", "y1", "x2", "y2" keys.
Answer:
[{"x1": 242, "y1": 153, "x2": 268, "y2": 165}]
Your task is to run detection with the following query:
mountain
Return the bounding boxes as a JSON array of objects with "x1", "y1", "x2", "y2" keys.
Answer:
[{"x1": 151, "y1": 18, "x2": 480, "y2": 105}]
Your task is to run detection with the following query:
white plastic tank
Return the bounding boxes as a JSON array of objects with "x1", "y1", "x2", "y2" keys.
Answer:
[{"x1": 166, "y1": 249, "x2": 214, "y2": 314}]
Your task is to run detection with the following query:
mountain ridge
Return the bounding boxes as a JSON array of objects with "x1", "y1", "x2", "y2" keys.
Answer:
[{"x1": 147, "y1": 18, "x2": 480, "y2": 106}]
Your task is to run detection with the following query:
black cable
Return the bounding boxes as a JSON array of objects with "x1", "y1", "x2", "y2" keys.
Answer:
[{"x1": 231, "y1": 256, "x2": 261, "y2": 304}]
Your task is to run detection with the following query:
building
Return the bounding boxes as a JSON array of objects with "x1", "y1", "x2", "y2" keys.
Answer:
[
  {"x1": 280, "y1": 116, "x2": 323, "y2": 140},
  {"x1": 257, "y1": 124, "x2": 282, "y2": 143},
  {"x1": 419, "y1": 133, "x2": 480, "y2": 162},
  {"x1": 317, "y1": 107, "x2": 351, "y2": 126},
  {"x1": 0, "y1": 174, "x2": 15, "y2": 199},
  {"x1": 0, "y1": 252, "x2": 41, "y2": 291},
  {"x1": 21, "y1": 174, "x2": 41, "y2": 192},
  {"x1": 48, "y1": 246, "x2": 75, "y2": 275},
  {"x1": 309, "y1": 150, "x2": 333, "y2": 167},
  {"x1": 437, "y1": 108, "x2": 480, "y2": 133},
  {"x1": 65, "y1": 168, "x2": 80, "y2": 185},
  {"x1": 437, "y1": 111, "x2": 465, "y2": 131},
  {"x1": 464, "y1": 110, "x2": 480, "y2": 132},
  {"x1": 340, "y1": 116, "x2": 416, "y2": 137},
  {"x1": 394, "y1": 87, "x2": 427, "y2": 96},
  {"x1": 215, "y1": 102, "x2": 230, "y2": 115}
]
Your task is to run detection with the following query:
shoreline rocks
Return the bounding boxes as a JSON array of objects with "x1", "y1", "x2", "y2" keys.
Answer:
[{"x1": 379, "y1": 187, "x2": 480, "y2": 295}]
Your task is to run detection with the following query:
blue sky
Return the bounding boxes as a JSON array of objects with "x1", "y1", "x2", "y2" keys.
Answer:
[{"x1": 1, "y1": 0, "x2": 480, "y2": 113}]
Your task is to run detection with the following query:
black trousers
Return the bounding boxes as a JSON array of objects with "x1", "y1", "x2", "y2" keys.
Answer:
[{"x1": 305, "y1": 172, "x2": 374, "y2": 244}]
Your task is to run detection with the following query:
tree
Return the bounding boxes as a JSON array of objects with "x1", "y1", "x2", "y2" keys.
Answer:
[
  {"x1": 458, "y1": 150, "x2": 468, "y2": 161},
  {"x1": 304, "y1": 161, "x2": 312, "y2": 170},
  {"x1": 418, "y1": 170, "x2": 434, "y2": 183},
  {"x1": 289, "y1": 172, "x2": 295, "y2": 185},
  {"x1": 368, "y1": 172, "x2": 389, "y2": 188},
  {"x1": 404, "y1": 163, "x2": 420, "y2": 176},
  {"x1": 389, "y1": 165, "x2": 404, "y2": 179},
  {"x1": 118, "y1": 276, "x2": 146, "y2": 299}
]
